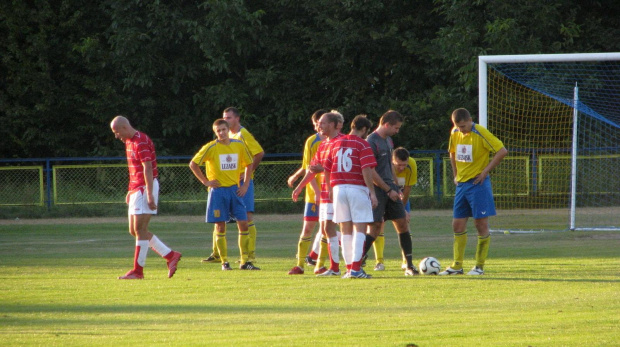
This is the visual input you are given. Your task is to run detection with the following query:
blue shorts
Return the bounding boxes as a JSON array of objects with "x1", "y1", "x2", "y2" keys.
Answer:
[
  {"x1": 304, "y1": 202, "x2": 319, "y2": 221},
  {"x1": 404, "y1": 200, "x2": 411, "y2": 213},
  {"x1": 206, "y1": 185, "x2": 248, "y2": 223},
  {"x1": 453, "y1": 176, "x2": 496, "y2": 219},
  {"x1": 239, "y1": 179, "x2": 255, "y2": 213}
]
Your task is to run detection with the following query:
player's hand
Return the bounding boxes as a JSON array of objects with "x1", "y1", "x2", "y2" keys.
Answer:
[
  {"x1": 206, "y1": 180, "x2": 221, "y2": 188},
  {"x1": 292, "y1": 188, "x2": 301, "y2": 202},
  {"x1": 147, "y1": 193, "x2": 157, "y2": 210},
  {"x1": 237, "y1": 185, "x2": 248, "y2": 197},
  {"x1": 287, "y1": 175, "x2": 298, "y2": 188},
  {"x1": 473, "y1": 171, "x2": 488, "y2": 185},
  {"x1": 387, "y1": 189, "x2": 399, "y2": 202},
  {"x1": 370, "y1": 193, "x2": 378, "y2": 209}
]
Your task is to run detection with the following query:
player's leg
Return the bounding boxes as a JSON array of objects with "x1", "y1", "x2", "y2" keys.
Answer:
[
  {"x1": 372, "y1": 222, "x2": 385, "y2": 270},
  {"x1": 340, "y1": 221, "x2": 354, "y2": 276},
  {"x1": 307, "y1": 228, "x2": 321, "y2": 265},
  {"x1": 471, "y1": 217, "x2": 490, "y2": 275},
  {"x1": 316, "y1": 220, "x2": 341, "y2": 276},
  {"x1": 244, "y1": 180, "x2": 257, "y2": 262},
  {"x1": 363, "y1": 186, "x2": 388, "y2": 257},
  {"x1": 119, "y1": 189, "x2": 151, "y2": 279},
  {"x1": 384, "y1": 197, "x2": 416, "y2": 276},
  {"x1": 439, "y1": 181, "x2": 472, "y2": 276},
  {"x1": 214, "y1": 222, "x2": 230, "y2": 270},
  {"x1": 206, "y1": 187, "x2": 232, "y2": 270},
  {"x1": 468, "y1": 177, "x2": 496, "y2": 275},
  {"x1": 237, "y1": 220, "x2": 250, "y2": 266},
  {"x1": 289, "y1": 219, "x2": 316, "y2": 275}
]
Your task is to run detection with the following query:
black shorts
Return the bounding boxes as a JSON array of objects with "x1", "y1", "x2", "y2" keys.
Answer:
[{"x1": 372, "y1": 186, "x2": 406, "y2": 223}]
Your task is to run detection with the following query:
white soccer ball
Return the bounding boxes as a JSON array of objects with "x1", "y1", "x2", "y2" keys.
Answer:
[{"x1": 419, "y1": 257, "x2": 441, "y2": 275}]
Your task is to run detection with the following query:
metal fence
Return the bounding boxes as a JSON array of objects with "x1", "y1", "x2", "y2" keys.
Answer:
[{"x1": 0, "y1": 151, "x2": 448, "y2": 209}]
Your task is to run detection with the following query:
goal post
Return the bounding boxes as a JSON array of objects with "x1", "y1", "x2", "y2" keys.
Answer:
[{"x1": 479, "y1": 53, "x2": 620, "y2": 232}]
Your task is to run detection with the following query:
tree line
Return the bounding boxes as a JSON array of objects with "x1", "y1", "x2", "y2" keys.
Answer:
[{"x1": 1, "y1": 0, "x2": 619, "y2": 158}]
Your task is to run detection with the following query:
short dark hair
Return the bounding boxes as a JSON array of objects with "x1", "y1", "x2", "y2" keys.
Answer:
[
  {"x1": 392, "y1": 147, "x2": 410, "y2": 161},
  {"x1": 351, "y1": 114, "x2": 372, "y2": 131},
  {"x1": 451, "y1": 108, "x2": 471, "y2": 123},
  {"x1": 311, "y1": 109, "x2": 329, "y2": 123},
  {"x1": 223, "y1": 107, "x2": 240, "y2": 118},
  {"x1": 379, "y1": 110, "x2": 403, "y2": 125},
  {"x1": 322, "y1": 112, "x2": 342, "y2": 127},
  {"x1": 213, "y1": 119, "x2": 229, "y2": 128}
]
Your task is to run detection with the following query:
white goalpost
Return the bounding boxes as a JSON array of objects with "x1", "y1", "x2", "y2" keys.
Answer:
[{"x1": 478, "y1": 53, "x2": 620, "y2": 232}]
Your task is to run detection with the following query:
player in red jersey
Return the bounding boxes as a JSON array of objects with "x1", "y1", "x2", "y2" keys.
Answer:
[
  {"x1": 110, "y1": 116, "x2": 181, "y2": 280},
  {"x1": 291, "y1": 111, "x2": 344, "y2": 276},
  {"x1": 323, "y1": 115, "x2": 378, "y2": 279}
]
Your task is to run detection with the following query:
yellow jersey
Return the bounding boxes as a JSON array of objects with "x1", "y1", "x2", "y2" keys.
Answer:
[
  {"x1": 302, "y1": 133, "x2": 323, "y2": 204},
  {"x1": 191, "y1": 139, "x2": 253, "y2": 188},
  {"x1": 396, "y1": 157, "x2": 417, "y2": 189},
  {"x1": 230, "y1": 126, "x2": 263, "y2": 179},
  {"x1": 448, "y1": 123, "x2": 504, "y2": 182}
]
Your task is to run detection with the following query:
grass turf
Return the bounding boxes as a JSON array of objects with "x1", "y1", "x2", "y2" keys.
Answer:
[{"x1": 0, "y1": 212, "x2": 619, "y2": 346}]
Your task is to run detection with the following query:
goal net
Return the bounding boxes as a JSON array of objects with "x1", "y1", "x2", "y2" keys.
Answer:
[{"x1": 479, "y1": 53, "x2": 620, "y2": 232}]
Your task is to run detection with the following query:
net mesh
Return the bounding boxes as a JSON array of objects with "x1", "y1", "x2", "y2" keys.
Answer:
[{"x1": 486, "y1": 59, "x2": 620, "y2": 231}]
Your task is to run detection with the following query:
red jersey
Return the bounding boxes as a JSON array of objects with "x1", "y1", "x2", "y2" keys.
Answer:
[
  {"x1": 125, "y1": 131, "x2": 158, "y2": 192},
  {"x1": 311, "y1": 133, "x2": 343, "y2": 203},
  {"x1": 323, "y1": 134, "x2": 376, "y2": 187}
]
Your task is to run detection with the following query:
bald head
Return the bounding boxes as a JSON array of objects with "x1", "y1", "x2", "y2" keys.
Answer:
[{"x1": 110, "y1": 115, "x2": 136, "y2": 142}]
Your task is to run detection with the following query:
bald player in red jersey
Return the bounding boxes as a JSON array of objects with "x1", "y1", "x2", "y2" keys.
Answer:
[{"x1": 111, "y1": 116, "x2": 181, "y2": 280}]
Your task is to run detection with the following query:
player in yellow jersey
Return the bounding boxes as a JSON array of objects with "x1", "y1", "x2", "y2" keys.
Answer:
[
  {"x1": 372, "y1": 147, "x2": 417, "y2": 271},
  {"x1": 287, "y1": 109, "x2": 330, "y2": 275},
  {"x1": 439, "y1": 108, "x2": 507, "y2": 276},
  {"x1": 202, "y1": 107, "x2": 265, "y2": 264},
  {"x1": 189, "y1": 119, "x2": 259, "y2": 270}
]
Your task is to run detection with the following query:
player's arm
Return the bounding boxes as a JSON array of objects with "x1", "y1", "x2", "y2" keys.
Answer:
[
  {"x1": 449, "y1": 152, "x2": 458, "y2": 185},
  {"x1": 287, "y1": 167, "x2": 305, "y2": 188},
  {"x1": 363, "y1": 167, "x2": 378, "y2": 209},
  {"x1": 292, "y1": 170, "x2": 317, "y2": 202},
  {"x1": 250, "y1": 151, "x2": 264, "y2": 173},
  {"x1": 371, "y1": 170, "x2": 398, "y2": 202},
  {"x1": 401, "y1": 185, "x2": 412, "y2": 206},
  {"x1": 474, "y1": 147, "x2": 508, "y2": 185},
  {"x1": 142, "y1": 161, "x2": 157, "y2": 210},
  {"x1": 189, "y1": 161, "x2": 220, "y2": 188},
  {"x1": 237, "y1": 164, "x2": 252, "y2": 197}
]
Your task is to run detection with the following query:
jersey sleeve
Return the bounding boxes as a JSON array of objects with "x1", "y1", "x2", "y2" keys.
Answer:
[
  {"x1": 240, "y1": 128, "x2": 264, "y2": 157},
  {"x1": 406, "y1": 157, "x2": 417, "y2": 186},
  {"x1": 191, "y1": 142, "x2": 213, "y2": 165}
]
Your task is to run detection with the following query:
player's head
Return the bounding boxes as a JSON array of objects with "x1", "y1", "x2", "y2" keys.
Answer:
[
  {"x1": 350, "y1": 114, "x2": 373, "y2": 139},
  {"x1": 213, "y1": 119, "x2": 230, "y2": 141},
  {"x1": 451, "y1": 108, "x2": 473, "y2": 133},
  {"x1": 222, "y1": 107, "x2": 241, "y2": 129},
  {"x1": 110, "y1": 115, "x2": 135, "y2": 142},
  {"x1": 379, "y1": 110, "x2": 403, "y2": 136},
  {"x1": 311, "y1": 109, "x2": 329, "y2": 132},
  {"x1": 392, "y1": 147, "x2": 410, "y2": 174},
  {"x1": 318, "y1": 111, "x2": 343, "y2": 138}
]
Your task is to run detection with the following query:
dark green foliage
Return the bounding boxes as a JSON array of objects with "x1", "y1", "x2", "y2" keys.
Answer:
[{"x1": 1, "y1": 0, "x2": 619, "y2": 158}]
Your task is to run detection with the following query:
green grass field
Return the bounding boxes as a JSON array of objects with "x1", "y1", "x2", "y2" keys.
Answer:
[{"x1": 1, "y1": 211, "x2": 619, "y2": 346}]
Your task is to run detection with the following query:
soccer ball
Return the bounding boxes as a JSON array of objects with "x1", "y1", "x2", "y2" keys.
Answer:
[{"x1": 419, "y1": 257, "x2": 441, "y2": 275}]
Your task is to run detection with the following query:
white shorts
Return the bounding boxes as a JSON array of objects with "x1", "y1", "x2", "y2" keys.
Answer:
[
  {"x1": 127, "y1": 179, "x2": 159, "y2": 216},
  {"x1": 318, "y1": 202, "x2": 333, "y2": 222},
  {"x1": 332, "y1": 184, "x2": 373, "y2": 224}
]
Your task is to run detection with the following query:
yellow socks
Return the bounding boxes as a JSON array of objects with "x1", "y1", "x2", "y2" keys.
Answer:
[
  {"x1": 373, "y1": 232, "x2": 385, "y2": 264},
  {"x1": 451, "y1": 231, "x2": 467, "y2": 270},
  {"x1": 238, "y1": 230, "x2": 250, "y2": 264},
  {"x1": 216, "y1": 230, "x2": 227, "y2": 263},
  {"x1": 475, "y1": 235, "x2": 490, "y2": 269},
  {"x1": 296, "y1": 237, "x2": 312, "y2": 268},
  {"x1": 248, "y1": 223, "x2": 257, "y2": 261}
]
